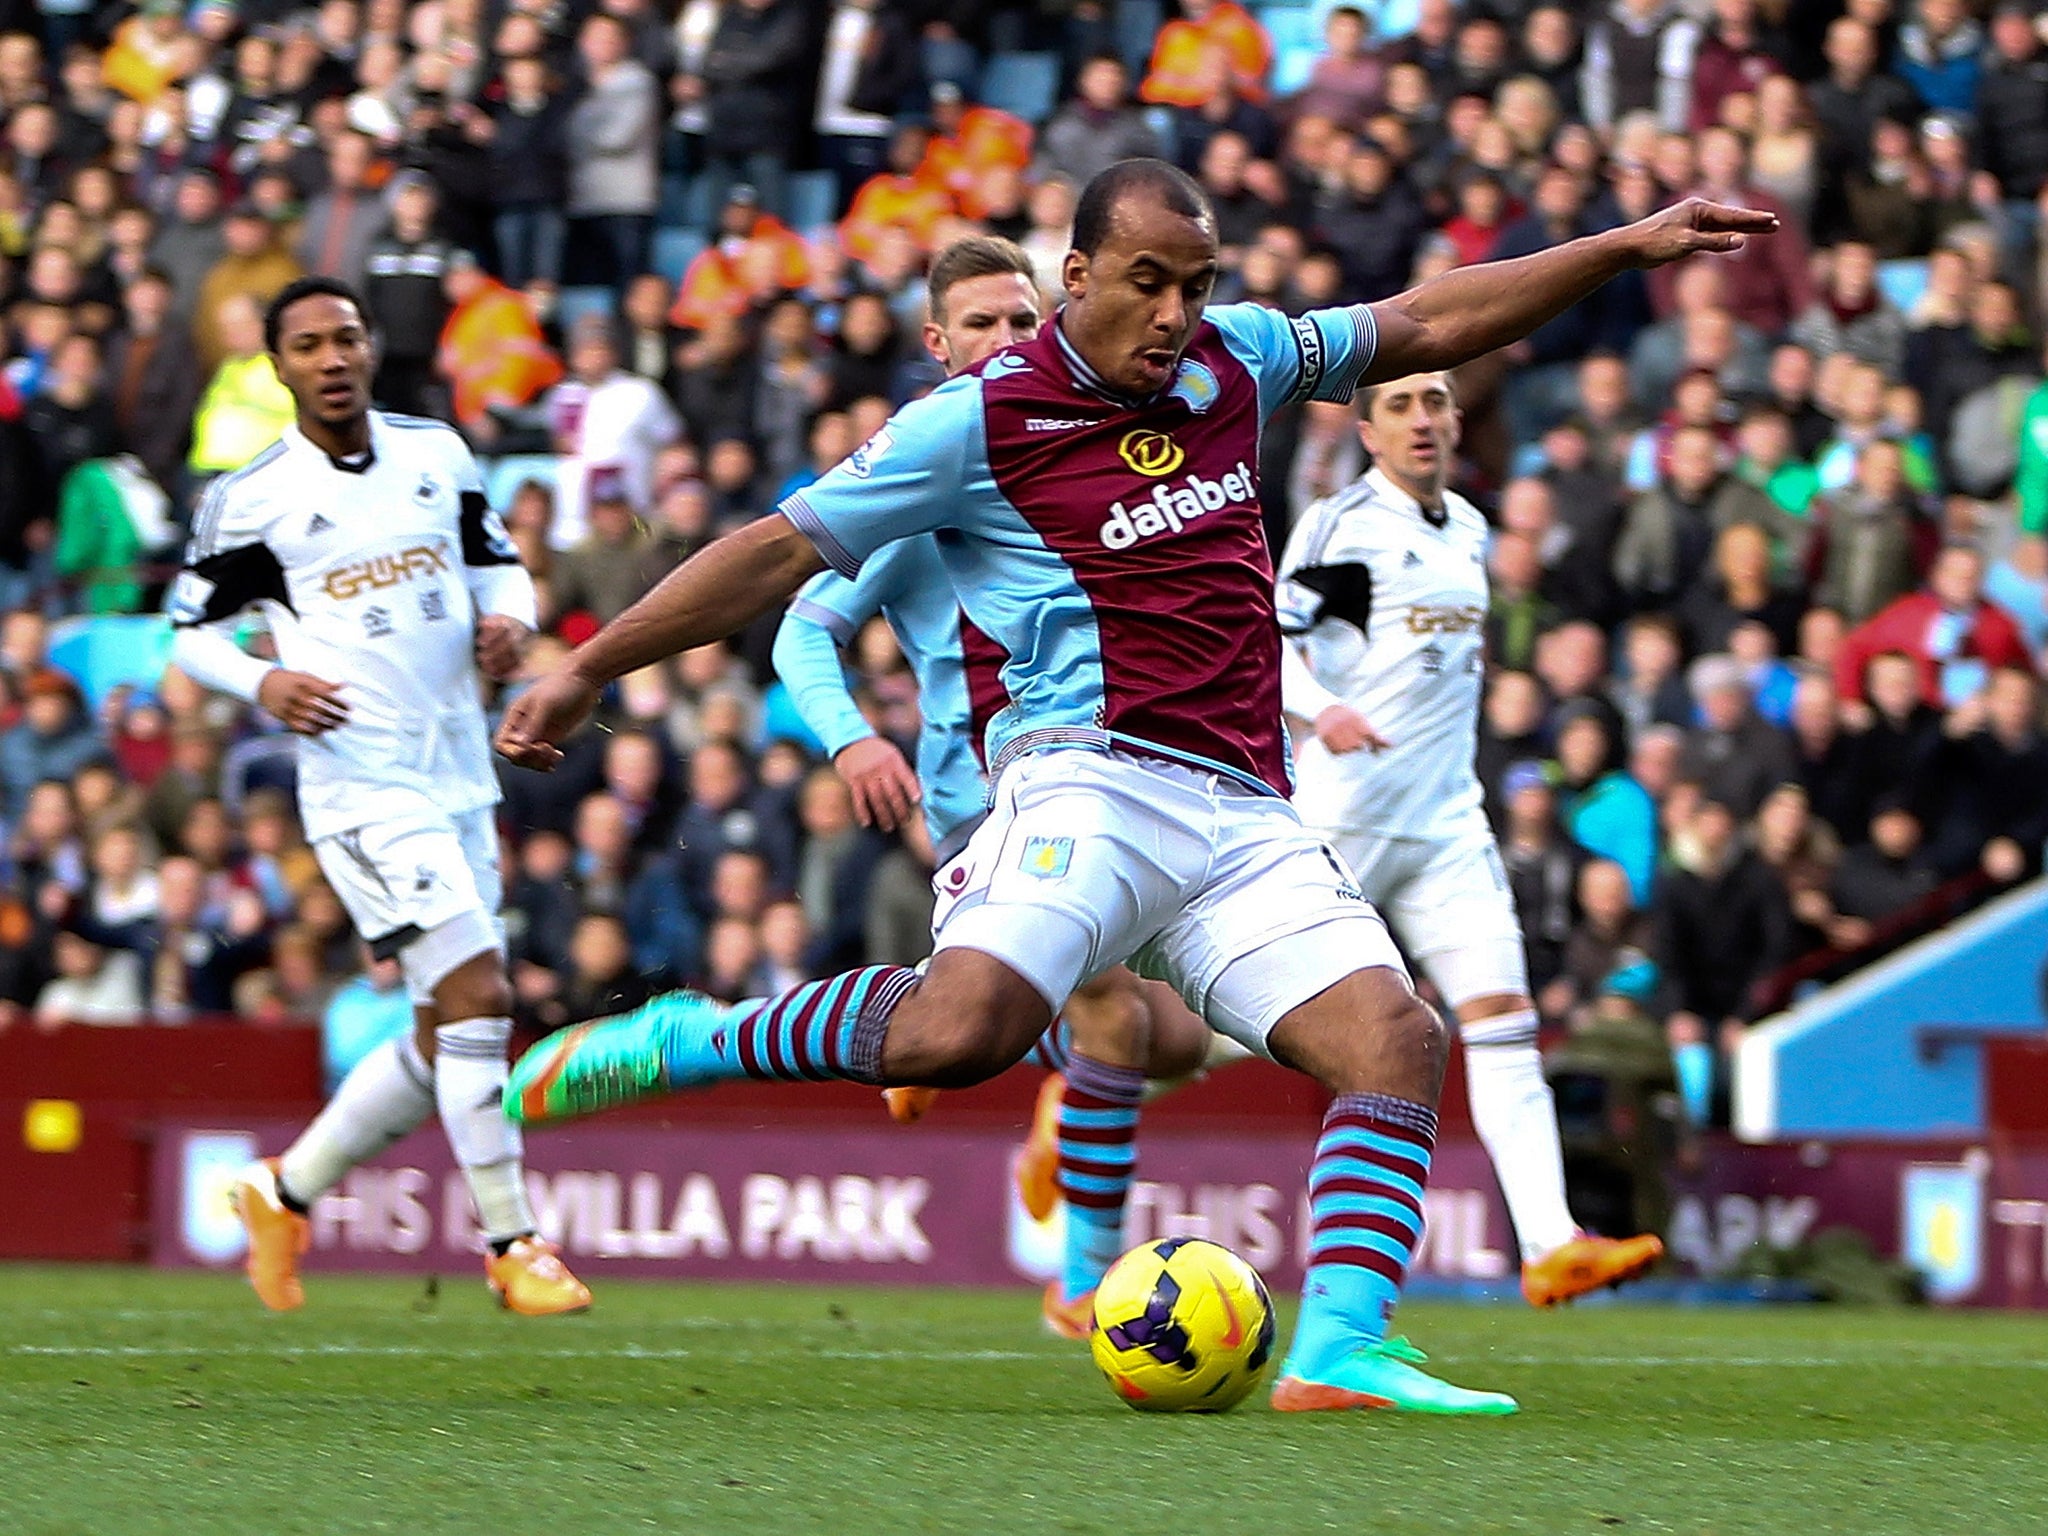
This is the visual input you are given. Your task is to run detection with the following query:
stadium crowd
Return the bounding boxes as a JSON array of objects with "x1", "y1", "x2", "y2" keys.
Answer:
[{"x1": 3, "y1": 0, "x2": 2048, "y2": 1126}]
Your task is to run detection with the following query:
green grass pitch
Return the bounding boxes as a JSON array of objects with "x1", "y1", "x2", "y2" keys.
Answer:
[{"x1": 5, "y1": 1266, "x2": 2048, "y2": 1535}]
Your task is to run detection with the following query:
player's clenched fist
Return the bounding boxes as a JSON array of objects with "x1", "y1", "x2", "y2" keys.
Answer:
[
  {"x1": 257, "y1": 669, "x2": 350, "y2": 735},
  {"x1": 1314, "y1": 703, "x2": 1390, "y2": 755},
  {"x1": 474, "y1": 614, "x2": 533, "y2": 681},
  {"x1": 494, "y1": 667, "x2": 601, "y2": 770}
]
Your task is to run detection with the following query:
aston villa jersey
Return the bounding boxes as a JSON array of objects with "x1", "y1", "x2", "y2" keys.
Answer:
[{"x1": 781, "y1": 303, "x2": 1378, "y2": 796}]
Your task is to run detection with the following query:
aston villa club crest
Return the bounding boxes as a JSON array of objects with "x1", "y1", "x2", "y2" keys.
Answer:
[{"x1": 1169, "y1": 359, "x2": 1220, "y2": 414}]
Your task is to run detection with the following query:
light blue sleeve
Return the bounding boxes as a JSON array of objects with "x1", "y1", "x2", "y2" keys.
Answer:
[
  {"x1": 1206, "y1": 302, "x2": 1380, "y2": 421},
  {"x1": 772, "y1": 558, "x2": 905, "y2": 759},
  {"x1": 778, "y1": 373, "x2": 985, "y2": 575}
]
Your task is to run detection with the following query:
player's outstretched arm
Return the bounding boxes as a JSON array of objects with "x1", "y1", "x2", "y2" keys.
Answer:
[
  {"x1": 496, "y1": 514, "x2": 825, "y2": 770},
  {"x1": 771, "y1": 606, "x2": 922, "y2": 831},
  {"x1": 1362, "y1": 199, "x2": 1778, "y2": 384}
]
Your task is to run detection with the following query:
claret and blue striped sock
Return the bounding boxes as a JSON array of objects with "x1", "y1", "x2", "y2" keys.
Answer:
[
  {"x1": 665, "y1": 966, "x2": 920, "y2": 1086},
  {"x1": 1056, "y1": 1051, "x2": 1146, "y2": 1303},
  {"x1": 1029, "y1": 1017, "x2": 1073, "y2": 1072},
  {"x1": 1280, "y1": 1092, "x2": 1437, "y2": 1380}
]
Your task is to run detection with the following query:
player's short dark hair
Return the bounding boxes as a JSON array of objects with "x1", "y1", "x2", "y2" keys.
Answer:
[
  {"x1": 264, "y1": 275, "x2": 364, "y2": 354},
  {"x1": 926, "y1": 235, "x2": 1037, "y2": 322},
  {"x1": 1071, "y1": 159, "x2": 1214, "y2": 258}
]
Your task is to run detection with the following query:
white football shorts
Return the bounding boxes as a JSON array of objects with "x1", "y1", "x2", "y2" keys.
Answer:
[
  {"x1": 313, "y1": 805, "x2": 504, "y2": 1004},
  {"x1": 1327, "y1": 815, "x2": 1529, "y2": 1009},
  {"x1": 931, "y1": 749, "x2": 1407, "y2": 1054}
]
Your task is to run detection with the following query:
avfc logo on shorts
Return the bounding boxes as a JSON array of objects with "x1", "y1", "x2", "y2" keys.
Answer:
[{"x1": 1020, "y1": 836, "x2": 1073, "y2": 879}]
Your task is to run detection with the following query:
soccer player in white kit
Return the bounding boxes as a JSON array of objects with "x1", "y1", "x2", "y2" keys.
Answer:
[
  {"x1": 1276, "y1": 371, "x2": 1663, "y2": 1306},
  {"x1": 166, "y1": 276, "x2": 591, "y2": 1316}
]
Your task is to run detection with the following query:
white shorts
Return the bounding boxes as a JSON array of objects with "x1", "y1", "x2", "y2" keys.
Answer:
[
  {"x1": 313, "y1": 805, "x2": 504, "y2": 1004},
  {"x1": 932, "y1": 750, "x2": 1406, "y2": 1054},
  {"x1": 1328, "y1": 816, "x2": 1528, "y2": 1010}
]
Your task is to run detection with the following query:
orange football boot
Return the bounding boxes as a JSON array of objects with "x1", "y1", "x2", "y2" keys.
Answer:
[
  {"x1": 1014, "y1": 1072, "x2": 1066, "y2": 1222},
  {"x1": 1041, "y1": 1281, "x2": 1095, "y2": 1342},
  {"x1": 486, "y1": 1235, "x2": 593, "y2": 1316},
  {"x1": 228, "y1": 1157, "x2": 310, "y2": 1312},
  {"x1": 1521, "y1": 1232, "x2": 1665, "y2": 1307},
  {"x1": 882, "y1": 1087, "x2": 941, "y2": 1125}
]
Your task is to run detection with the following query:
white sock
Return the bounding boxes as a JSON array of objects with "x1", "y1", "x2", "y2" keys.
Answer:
[
  {"x1": 1461, "y1": 1008, "x2": 1578, "y2": 1261},
  {"x1": 278, "y1": 1033, "x2": 435, "y2": 1207},
  {"x1": 434, "y1": 1015, "x2": 536, "y2": 1244}
]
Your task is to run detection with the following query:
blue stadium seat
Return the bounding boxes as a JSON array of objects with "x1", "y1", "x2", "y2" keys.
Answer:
[
  {"x1": 1273, "y1": 43, "x2": 1317, "y2": 94},
  {"x1": 47, "y1": 614, "x2": 172, "y2": 709},
  {"x1": 652, "y1": 227, "x2": 706, "y2": 286},
  {"x1": 1878, "y1": 258, "x2": 1931, "y2": 317},
  {"x1": 485, "y1": 455, "x2": 557, "y2": 515},
  {"x1": 1115, "y1": 0, "x2": 1164, "y2": 73},
  {"x1": 555, "y1": 286, "x2": 616, "y2": 336},
  {"x1": 978, "y1": 52, "x2": 1061, "y2": 126},
  {"x1": 786, "y1": 170, "x2": 839, "y2": 234},
  {"x1": 1260, "y1": 5, "x2": 1316, "y2": 55}
]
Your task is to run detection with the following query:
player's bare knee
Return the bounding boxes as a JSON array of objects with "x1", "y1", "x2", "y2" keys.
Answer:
[{"x1": 882, "y1": 950, "x2": 1049, "y2": 1086}]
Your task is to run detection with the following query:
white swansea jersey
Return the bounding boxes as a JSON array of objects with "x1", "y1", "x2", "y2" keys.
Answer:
[
  {"x1": 1276, "y1": 466, "x2": 1489, "y2": 841},
  {"x1": 168, "y1": 411, "x2": 527, "y2": 841}
]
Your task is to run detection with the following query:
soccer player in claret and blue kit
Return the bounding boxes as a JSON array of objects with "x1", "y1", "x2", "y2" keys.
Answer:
[{"x1": 498, "y1": 159, "x2": 1773, "y2": 1413}]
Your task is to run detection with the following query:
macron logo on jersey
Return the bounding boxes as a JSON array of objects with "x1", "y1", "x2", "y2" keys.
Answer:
[{"x1": 1099, "y1": 460, "x2": 1257, "y2": 550}]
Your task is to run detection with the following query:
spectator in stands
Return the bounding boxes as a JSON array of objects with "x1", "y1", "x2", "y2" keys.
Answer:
[
  {"x1": 1836, "y1": 544, "x2": 2033, "y2": 711},
  {"x1": 544, "y1": 313, "x2": 681, "y2": 551},
  {"x1": 361, "y1": 171, "x2": 454, "y2": 417},
  {"x1": 0, "y1": 670, "x2": 105, "y2": 817},
  {"x1": 546, "y1": 468, "x2": 659, "y2": 629},
  {"x1": 1609, "y1": 613, "x2": 1692, "y2": 742},
  {"x1": 1554, "y1": 702, "x2": 1658, "y2": 904},
  {"x1": 1790, "y1": 240, "x2": 1905, "y2": 381},
  {"x1": 296, "y1": 132, "x2": 383, "y2": 288},
  {"x1": 1550, "y1": 856, "x2": 1655, "y2": 1028},
  {"x1": 1838, "y1": 648, "x2": 1945, "y2": 839},
  {"x1": 54, "y1": 451, "x2": 178, "y2": 615},
  {"x1": 104, "y1": 267, "x2": 199, "y2": 494},
  {"x1": 1496, "y1": 760, "x2": 1585, "y2": 998},
  {"x1": 193, "y1": 201, "x2": 302, "y2": 372},
  {"x1": 1680, "y1": 521, "x2": 1804, "y2": 658},
  {"x1": 488, "y1": 51, "x2": 571, "y2": 292},
  {"x1": 1579, "y1": 0, "x2": 1699, "y2": 135},
  {"x1": 1928, "y1": 667, "x2": 2048, "y2": 882},
  {"x1": 35, "y1": 919, "x2": 145, "y2": 1027},
  {"x1": 1038, "y1": 56, "x2": 1161, "y2": 190},
  {"x1": 1751, "y1": 781, "x2": 1842, "y2": 949},
  {"x1": 437, "y1": 252, "x2": 561, "y2": 441},
  {"x1": 1978, "y1": 3, "x2": 2048, "y2": 236},
  {"x1": 187, "y1": 293, "x2": 294, "y2": 479},
  {"x1": 840, "y1": 127, "x2": 953, "y2": 269},
  {"x1": 1314, "y1": 136, "x2": 1425, "y2": 305},
  {"x1": 698, "y1": 0, "x2": 811, "y2": 222},
  {"x1": 1613, "y1": 423, "x2": 1777, "y2": 612},
  {"x1": 1293, "y1": 6, "x2": 1383, "y2": 128},
  {"x1": 1143, "y1": 0, "x2": 1272, "y2": 109},
  {"x1": 567, "y1": 12, "x2": 661, "y2": 288},
  {"x1": 124, "y1": 852, "x2": 267, "y2": 1020},
  {"x1": 1829, "y1": 793, "x2": 1941, "y2": 946},
  {"x1": 1809, "y1": 439, "x2": 1925, "y2": 626},
  {"x1": 1895, "y1": 0, "x2": 1983, "y2": 116},
  {"x1": 1678, "y1": 653, "x2": 1797, "y2": 819},
  {"x1": 1807, "y1": 17, "x2": 1918, "y2": 242},
  {"x1": 1655, "y1": 791, "x2": 1792, "y2": 1101},
  {"x1": 1664, "y1": 129, "x2": 1812, "y2": 339}
]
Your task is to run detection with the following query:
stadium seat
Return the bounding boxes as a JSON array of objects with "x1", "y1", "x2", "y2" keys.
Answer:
[
  {"x1": 786, "y1": 171, "x2": 839, "y2": 234},
  {"x1": 485, "y1": 454, "x2": 557, "y2": 513},
  {"x1": 1877, "y1": 258, "x2": 1931, "y2": 317},
  {"x1": 978, "y1": 52, "x2": 1061, "y2": 126},
  {"x1": 652, "y1": 227, "x2": 706, "y2": 286},
  {"x1": 46, "y1": 613, "x2": 172, "y2": 709},
  {"x1": 1273, "y1": 43, "x2": 1318, "y2": 94},
  {"x1": 1260, "y1": 5, "x2": 1317, "y2": 56},
  {"x1": 555, "y1": 286, "x2": 616, "y2": 336},
  {"x1": 1115, "y1": 0, "x2": 1164, "y2": 73}
]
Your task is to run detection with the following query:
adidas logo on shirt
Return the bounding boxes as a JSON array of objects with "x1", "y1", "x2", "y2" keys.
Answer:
[
  {"x1": 1403, "y1": 550, "x2": 1422, "y2": 567},
  {"x1": 307, "y1": 512, "x2": 335, "y2": 535}
]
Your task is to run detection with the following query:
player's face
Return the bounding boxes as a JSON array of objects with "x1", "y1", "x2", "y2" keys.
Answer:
[
  {"x1": 924, "y1": 271, "x2": 1042, "y2": 374},
  {"x1": 1360, "y1": 373, "x2": 1460, "y2": 492},
  {"x1": 1062, "y1": 193, "x2": 1219, "y2": 397},
  {"x1": 270, "y1": 293, "x2": 374, "y2": 428}
]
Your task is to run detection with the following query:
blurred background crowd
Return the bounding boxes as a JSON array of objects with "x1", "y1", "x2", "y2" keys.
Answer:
[{"x1": 4, "y1": 0, "x2": 2048, "y2": 1129}]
